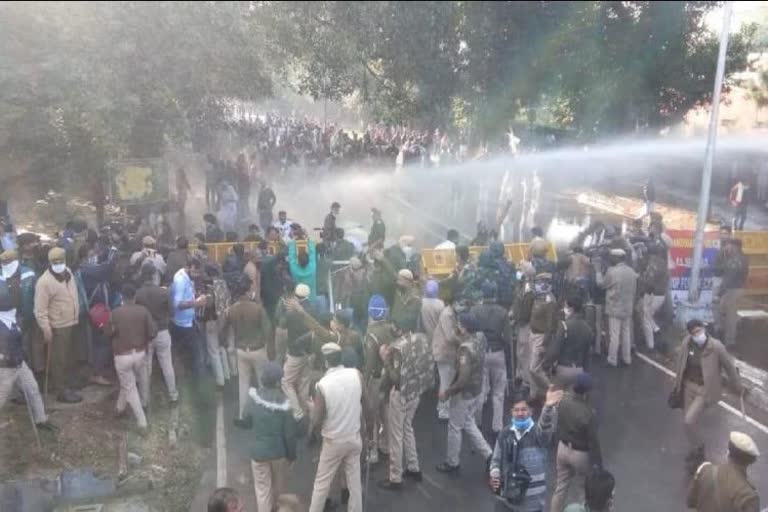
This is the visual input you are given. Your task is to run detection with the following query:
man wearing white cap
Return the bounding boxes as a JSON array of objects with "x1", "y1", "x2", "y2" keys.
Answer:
[
  {"x1": 130, "y1": 235, "x2": 166, "y2": 282},
  {"x1": 308, "y1": 342, "x2": 371, "y2": 512},
  {"x1": 687, "y1": 431, "x2": 759, "y2": 512},
  {"x1": 594, "y1": 248, "x2": 637, "y2": 367}
]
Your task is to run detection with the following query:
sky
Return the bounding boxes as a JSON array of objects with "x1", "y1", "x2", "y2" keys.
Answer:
[{"x1": 705, "y1": 1, "x2": 768, "y2": 34}]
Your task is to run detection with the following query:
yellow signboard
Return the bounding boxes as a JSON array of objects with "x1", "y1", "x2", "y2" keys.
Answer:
[{"x1": 733, "y1": 231, "x2": 768, "y2": 255}]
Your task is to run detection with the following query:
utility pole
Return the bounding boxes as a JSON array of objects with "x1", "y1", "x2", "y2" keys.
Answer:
[{"x1": 689, "y1": 1, "x2": 733, "y2": 302}]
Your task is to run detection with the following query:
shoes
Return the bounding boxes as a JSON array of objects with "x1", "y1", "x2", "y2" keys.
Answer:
[
  {"x1": 36, "y1": 421, "x2": 59, "y2": 432},
  {"x1": 57, "y1": 390, "x2": 83, "y2": 404},
  {"x1": 435, "y1": 462, "x2": 460, "y2": 473},
  {"x1": 340, "y1": 488, "x2": 349, "y2": 504},
  {"x1": 404, "y1": 469, "x2": 422, "y2": 482},
  {"x1": 378, "y1": 448, "x2": 390, "y2": 459},
  {"x1": 89, "y1": 375, "x2": 112, "y2": 387},
  {"x1": 377, "y1": 479, "x2": 403, "y2": 491}
]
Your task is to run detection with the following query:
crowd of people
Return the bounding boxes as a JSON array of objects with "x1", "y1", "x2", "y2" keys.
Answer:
[{"x1": 0, "y1": 183, "x2": 761, "y2": 512}]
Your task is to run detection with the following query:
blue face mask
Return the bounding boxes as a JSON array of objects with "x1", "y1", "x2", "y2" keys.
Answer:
[{"x1": 512, "y1": 417, "x2": 534, "y2": 431}]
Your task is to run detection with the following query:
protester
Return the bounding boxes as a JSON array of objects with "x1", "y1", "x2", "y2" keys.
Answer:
[
  {"x1": 105, "y1": 283, "x2": 156, "y2": 432},
  {"x1": 686, "y1": 431, "x2": 759, "y2": 512},
  {"x1": 235, "y1": 361, "x2": 299, "y2": 512},
  {"x1": 273, "y1": 211, "x2": 293, "y2": 243},
  {"x1": 307, "y1": 342, "x2": 371, "y2": 512},
  {"x1": 671, "y1": 319, "x2": 744, "y2": 475},
  {"x1": 166, "y1": 236, "x2": 189, "y2": 285},
  {"x1": 489, "y1": 387, "x2": 563, "y2": 512},
  {"x1": 322, "y1": 202, "x2": 341, "y2": 244},
  {"x1": 436, "y1": 311, "x2": 493, "y2": 473},
  {"x1": 169, "y1": 257, "x2": 207, "y2": 377},
  {"x1": 130, "y1": 235, "x2": 166, "y2": 282},
  {"x1": 33, "y1": 247, "x2": 82, "y2": 403},
  {"x1": 0, "y1": 249, "x2": 54, "y2": 431},
  {"x1": 420, "y1": 279, "x2": 444, "y2": 344},
  {"x1": 550, "y1": 373, "x2": 602, "y2": 512},
  {"x1": 369, "y1": 208, "x2": 386, "y2": 247},
  {"x1": 435, "y1": 228, "x2": 460, "y2": 250},
  {"x1": 136, "y1": 264, "x2": 178, "y2": 405}
]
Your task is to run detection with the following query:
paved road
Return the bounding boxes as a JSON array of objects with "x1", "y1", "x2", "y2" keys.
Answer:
[{"x1": 209, "y1": 353, "x2": 768, "y2": 512}]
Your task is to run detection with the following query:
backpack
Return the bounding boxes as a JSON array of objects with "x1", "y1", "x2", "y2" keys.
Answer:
[{"x1": 87, "y1": 283, "x2": 111, "y2": 331}]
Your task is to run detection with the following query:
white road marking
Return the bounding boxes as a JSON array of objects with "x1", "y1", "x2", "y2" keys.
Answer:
[
  {"x1": 216, "y1": 394, "x2": 227, "y2": 487},
  {"x1": 635, "y1": 352, "x2": 768, "y2": 435}
]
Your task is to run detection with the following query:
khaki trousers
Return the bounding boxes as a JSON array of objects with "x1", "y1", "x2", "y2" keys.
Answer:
[
  {"x1": 308, "y1": 434, "x2": 362, "y2": 512},
  {"x1": 684, "y1": 384, "x2": 711, "y2": 450},
  {"x1": 281, "y1": 354, "x2": 310, "y2": 420},
  {"x1": 607, "y1": 316, "x2": 632, "y2": 366},
  {"x1": 550, "y1": 441, "x2": 591, "y2": 512},
  {"x1": 275, "y1": 327, "x2": 288, "y2": 366},
  {"x1": 146, "y1": 329, "x2": 178, "y2": 403},
  {"x1": 642, "y1": 294, "x2": 665, "y2": 350},
  {"x1": 516, "y1": 324, "x2": 531, "y2": 385},
  {"x1": 251, "y1": 458, "x2": 288, "y2": 512},
  {"x1": 446, "y1": 394, "x2": 491, "y2": 467},
  {"x1": 388, "y1": 389, "x2": 420, "y2": 482},
  {"x1": 237, "y1": 347, "x2": 268, "y2": 418},
  {"x1": 529, "y1": 332, "x2": 548, "y2": 398},
  {"x1": 716, "y1": 288, "x2": 743, "y2": 347},
  {"x1": 115, "y1": 349, "x2": 149, "y2": 428},
  {"x1": 0, "y1": 362, "x2": 47, "y2": 423},
  {"x1": 368, "y1": 376, "x2": 389, "y2": 455}
]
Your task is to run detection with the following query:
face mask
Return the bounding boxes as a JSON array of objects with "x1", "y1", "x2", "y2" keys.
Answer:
[
  {"x1": 512, "y1": 417, "x2": 534, "y2": 431},
  {"x1": 534, "y1": 282, "x2": 550, "y2": 295},
  {"x1": 51, "y1": 263, "x2": 66, "y2": 274},
  {"x1": 692, "y1": 333, "x2": 707, "y2": 346},
  {"x1": 1, "y1": 260, "x2": 19, "y2": 279},
  {"x1": 563, "y1": 307, "x2": 572, "y2": 319},
  {"x1": 402, "y1": 246, "x2": 414, "y2": 260}
]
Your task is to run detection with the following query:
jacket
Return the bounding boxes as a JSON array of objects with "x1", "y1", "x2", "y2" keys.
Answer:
[
  {"x1": 0, "y1": 265, "x2": 36, "y2": 326},
  {"x1": 420, "y1": 298, "x2": 445, "y2": 342},
  {"x1": 384, "y1": 332, "x2": 433, "y2": 403},
  {"x1": 243, "y1": 260, "x2": 262, "y2": 302},
  {"x1": 222, "y1": 299, "x2": 273, "y2": 354},
  {"x1": 241, "y1": 387, "x2": 299, "y2": 463},
  {"x1": 640, "y1": 253, "x2": 669, "y2": 296},
  {"x1": 446, "y1": 332, "x2": 486, "y2": 399},
  {"x1": 165, "y1": 249, "x2": 188, "y2": 285},
  {"x1": 556, "y1": 392, "x2": 602, "y2": 467},
  {"x1": 673, "y1": 335, "x2": 742, "y2": 405},
  {"x1": 33, "y1": 269, "x2": 80, "y2": 333},
  {"x1": 135, "y1": 283, "x2": 170, "y2": 330},
  {"x1": 543, "y1": 314, "x2": 592, "y2": 370},
  {"x1": 687, "y1": 461, "x2": 759, "y2": 512},
  {"x1": 471, "y1": 302, "x2": 509, "y2": 352},
  {"x1": 105, "y1": 303, "x2": 158, "y2": 354},
  {"x1": 490, "y1": 405, "x2": 558, "y2": 512},
  {"x1": 529, "y1": 293, "x2": 557, "y2": 335},
  {"x1": 363, "y1": 320, "x2": 395, "y2": 380},
  {"x1": 596, "y1": 262, "x2": 637, "y2": 318},
  {"x1": 431, "y1": 306, "x2": 459, "y2": 363}
]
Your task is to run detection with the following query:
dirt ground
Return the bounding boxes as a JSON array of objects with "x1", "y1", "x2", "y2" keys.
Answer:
[{"x1": 0, "y1": 367, "x2": 210, "y2": 512}]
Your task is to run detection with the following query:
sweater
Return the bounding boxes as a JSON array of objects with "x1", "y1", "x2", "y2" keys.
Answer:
[{"x1": 33, "y1": 269, "x2": 80, "y2": 333}]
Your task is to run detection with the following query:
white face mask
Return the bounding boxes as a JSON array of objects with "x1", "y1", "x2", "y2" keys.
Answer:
[
  {"x1": 51, "y1": 263, "x2": 66, "y2": 274},
  {"x1": 1, "y1": 260, "x2": 19, "y2": 279},
  {"x1": 692, "y1": 333, "x2": 707, "y2": 346}
]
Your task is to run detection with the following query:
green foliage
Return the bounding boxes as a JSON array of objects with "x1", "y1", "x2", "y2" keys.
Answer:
[{"x1": 0, "y1": 1, "x2": 757, "y2": 195}]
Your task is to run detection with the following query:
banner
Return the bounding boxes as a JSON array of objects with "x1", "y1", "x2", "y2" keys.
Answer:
[
  {"x1": 666, "y1": 229, "x2": 719, "y2": 311},
  {"x1": 108, "y1": 159, "x2": 168, "y2": 205}
]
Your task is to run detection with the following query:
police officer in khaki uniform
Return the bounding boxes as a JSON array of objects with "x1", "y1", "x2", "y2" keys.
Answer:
[{"x1": 687, "y1": 431, "x2": 760, "y2": 512}]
